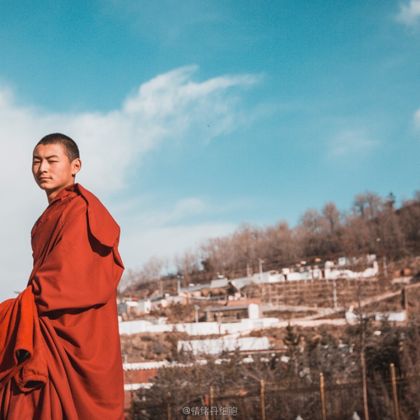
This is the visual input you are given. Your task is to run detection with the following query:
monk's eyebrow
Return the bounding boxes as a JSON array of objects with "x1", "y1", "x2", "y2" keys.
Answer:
[{"x1": 33, "y1": 154, "x2": 60, "y2": 160}]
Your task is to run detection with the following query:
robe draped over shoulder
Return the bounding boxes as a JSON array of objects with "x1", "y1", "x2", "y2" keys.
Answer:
[{"x1": 0, "y1": 184, "x2": 125, "y2": 419}]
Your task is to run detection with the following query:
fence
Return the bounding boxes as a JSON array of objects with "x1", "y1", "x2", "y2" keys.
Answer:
[{"x1": 129, "y1": 365, "x2": 420, "y2": 420}]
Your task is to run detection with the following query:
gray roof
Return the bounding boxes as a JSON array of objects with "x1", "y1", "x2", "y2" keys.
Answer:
[{"x1": 205, "y1": 305, "x2": 249, "y2": 313}]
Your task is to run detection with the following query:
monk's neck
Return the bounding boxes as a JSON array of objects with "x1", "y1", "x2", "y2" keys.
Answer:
[{"x1": 46, "y1": 183, "x2": 76, "y2": 204}]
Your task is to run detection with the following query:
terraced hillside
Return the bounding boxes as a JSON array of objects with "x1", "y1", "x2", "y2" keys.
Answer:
[{"x1": 243, "y1": 278, "x2": 401, "y2": 309}]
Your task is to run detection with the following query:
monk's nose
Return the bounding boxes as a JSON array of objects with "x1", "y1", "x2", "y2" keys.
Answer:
[{"x1": 39, "y1": 161, "x2": 48, "y2": 173}]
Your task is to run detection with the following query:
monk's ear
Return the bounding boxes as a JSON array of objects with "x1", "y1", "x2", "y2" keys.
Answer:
[{"x1": 71, "y1": 158, "x2": 82, "y2": 177}]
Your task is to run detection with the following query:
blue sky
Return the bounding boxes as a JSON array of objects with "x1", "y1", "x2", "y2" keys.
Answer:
[{"x1": 0, "y1": 0, "x2": 419, "y2": 297}]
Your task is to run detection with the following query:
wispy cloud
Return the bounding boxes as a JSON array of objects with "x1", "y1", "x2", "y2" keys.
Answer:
[
  {"x1": 102, "y1": 0, "x2": 225, "y2": 44},
  {"x1": 327, "y1": 129, "x2": 379, "y2": 158},
  {"x1": 1, "y1": 65, "x2": 259, "y2": 195},
  {"x1": 0, "y1": 66, "x2": 258, "y2": 299},
  {"x1": 414, "y1": 108, "x2": 420, "y2": 128},
  {"x1": 122, "y1": 220, "x2": 236, "y2": 273},
  {"x1": 396, "y1": 0, "x2": 420, "y2": 26},
  {"x1": 128, "y1": 197, "x2": 207, "y2": 228}
]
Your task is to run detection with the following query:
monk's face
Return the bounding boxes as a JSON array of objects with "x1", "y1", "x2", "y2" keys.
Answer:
[{"x1": 32, "y1": 143, "x2": 81, "y2": 197}]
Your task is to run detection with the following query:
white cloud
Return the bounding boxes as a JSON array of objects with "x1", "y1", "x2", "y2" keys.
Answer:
[
  {"x1": 121, "y1": 221, "x2": 236, "y2": 273},
  {"x1": 327, "y1": 129, "x2": 378, "y2": 158},
  {"x1": 414, "y1": 108, "x2": 420, "y2": 127},
  {"x1": 167, "y1": 197, "x2": 207, "y2": 223},
  {"x1": 396, "y1": 0, "x2": 420, "y2": 26},
  {"x1": 115, "y1": 195, "x2": 237, "y2": 275},
  {"x1": 123, "y1": 197, "x2": 207, "y2": 228},
  {"x1": 0, "y1": 66, "x2": 258, "y2": 300},
  {"x1": 102, "y1": 0, "x2": 225, "y2": 45}
]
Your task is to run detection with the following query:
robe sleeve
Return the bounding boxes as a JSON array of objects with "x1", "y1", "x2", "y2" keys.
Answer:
[
  {"x1": 30, "y1": 199, "x2": 123, "y2": 315},
  {"x1": 0, "y1": 287, "x2": 48, "y2": 392}
]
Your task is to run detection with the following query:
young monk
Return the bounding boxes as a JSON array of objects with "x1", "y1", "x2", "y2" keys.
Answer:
[{"x1": 0, "y1": 133, "x2": 125, "y2": 419}]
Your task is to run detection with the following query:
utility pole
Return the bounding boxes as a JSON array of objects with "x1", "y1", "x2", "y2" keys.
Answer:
[
  {"x1": 259, "y1": 258, "x2": 264, "y2": 281},
  {"x1": 332, "y1": 278, "x2": 338, "y2": 310},
  {"x1": 390, "y1": 363, "x2": 401, "y2": 420},
  {"x1": 319, "y1": 373, "x2": 327, "y2": 420},
  {"x1": 376, "y1": 237, "x2": 388, "y2": 280},
  {"x1": 358, "y1": 288, "x2": 370, "y2": 420},
  {"x1": 361, "y1": 351, "x2": 369, "y2": 420},
  {"x1": 259, "y1": 379, "x2": 266, "y2": 420},
  {"x1": 383, "y1": 256, "x2": 388, "y2": 278},
  {"x1": 246, "y1": 263, "x2": 252, "y2": 277}
]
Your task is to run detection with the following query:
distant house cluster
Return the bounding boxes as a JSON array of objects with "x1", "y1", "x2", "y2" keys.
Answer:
[
  {"x1": 118, "y1": 254, "x2": 379, "y2": 319},
  {"x1": 119, "y1": 253, "x2": 419, "y2": 412}
]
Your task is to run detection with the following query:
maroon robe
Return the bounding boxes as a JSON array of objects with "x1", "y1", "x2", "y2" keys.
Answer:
[{"x1": 0, "y1": 184, "x2": 124, "y2": 419}]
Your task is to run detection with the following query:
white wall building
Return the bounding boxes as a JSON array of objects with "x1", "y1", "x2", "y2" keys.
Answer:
[{"x1": 178, "y1": 335, "x2": 271, "y2": 355}]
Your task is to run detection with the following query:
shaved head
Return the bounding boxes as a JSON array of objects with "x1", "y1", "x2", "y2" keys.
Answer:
[{"x1": 36, "y1": 133, "x2": 80, "y2": 161}]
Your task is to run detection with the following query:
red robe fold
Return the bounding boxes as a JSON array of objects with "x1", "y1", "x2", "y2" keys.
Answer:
[{"x1": 0, "y1": 184, "x2": 124, "y2": 419}]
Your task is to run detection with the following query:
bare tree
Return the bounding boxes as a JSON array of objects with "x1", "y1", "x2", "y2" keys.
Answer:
[
  {"x1": 353, "y1": 192, "x2": 383, "y2": 220},
  {"x1": 174, "y1": 250, "x2": 200, "y2": 287},
  {"x1": 322, "y1": 202, "x2": 341, "y2": 234}
]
